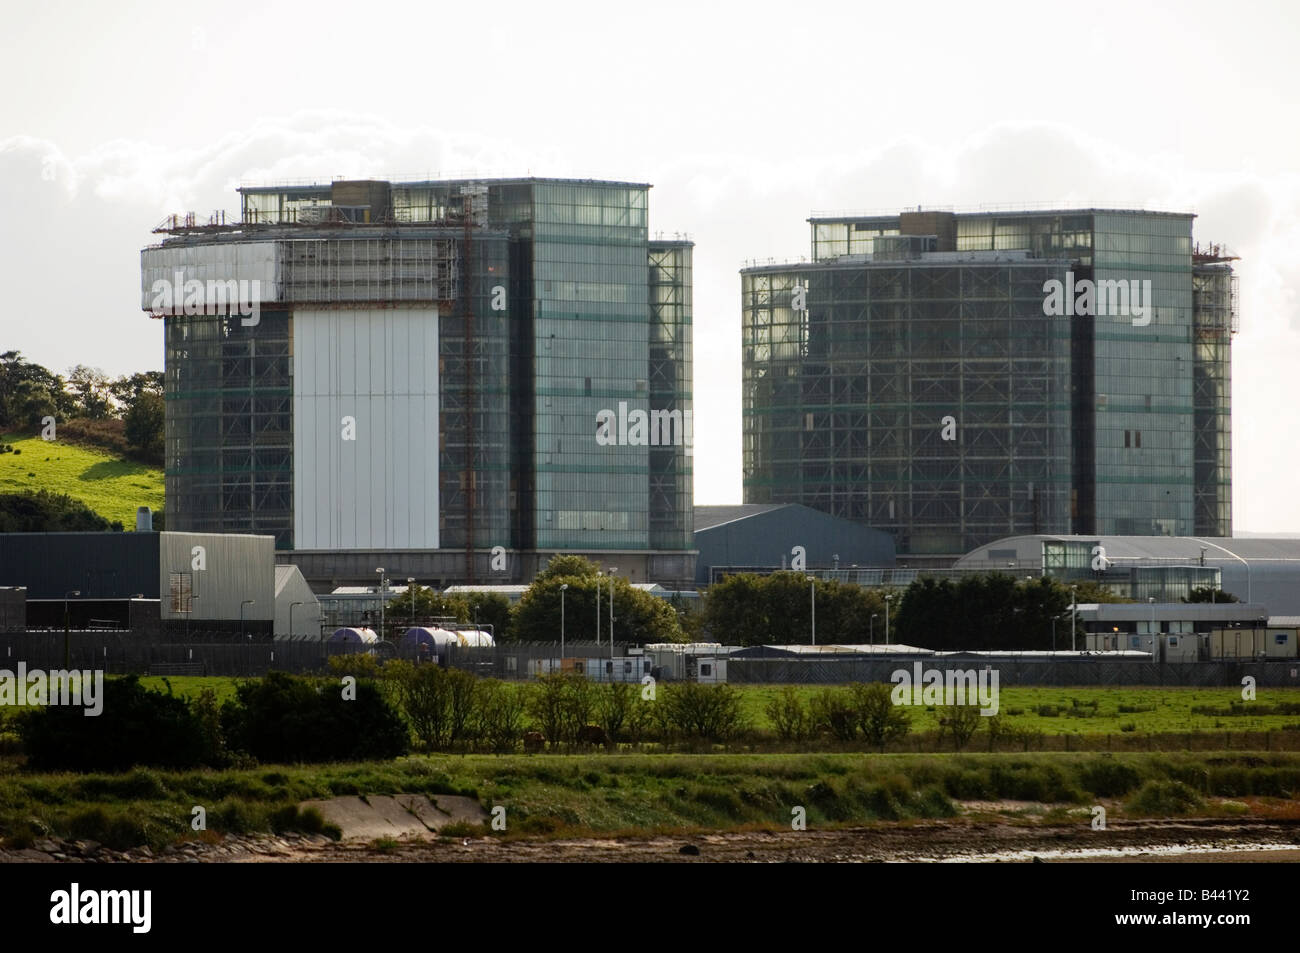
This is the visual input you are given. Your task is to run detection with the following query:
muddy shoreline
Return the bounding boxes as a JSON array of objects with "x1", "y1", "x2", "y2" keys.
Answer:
[{"x1": 6, "y1": 817, "x2": 1300, "y2": 863}]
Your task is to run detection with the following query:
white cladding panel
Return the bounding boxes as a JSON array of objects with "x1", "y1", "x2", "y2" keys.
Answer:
[
  {"x1": 140, "y1": 242, "x2": 280, "y2": 310},
  {"x1": 293, "y1": 307, "x2": 439, "y2": 549}
]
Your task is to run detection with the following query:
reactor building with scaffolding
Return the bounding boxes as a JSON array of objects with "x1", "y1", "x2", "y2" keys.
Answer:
[
  {"x1": 140, "y1": 177, "x2": 694, "y2": 588},
  {"x1": 740, "y1": 208, "x2": 1237, "y2": 565}
]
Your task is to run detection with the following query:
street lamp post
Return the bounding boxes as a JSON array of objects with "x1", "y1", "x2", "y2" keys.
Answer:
[
  {"x1": 375, "y1": 568, "x2": 386, "y2": 641},
  {"x1": 884, "y1": 594, "x2": 893, "y2": 646},
  {"x1": 560, "y1": 583, "x2": 568, "y2": 662},
  {"x1": 1149, "y1": 597, "x2": 1158, "y2": 661},
  {"x1": 607, "y1": 568, "x2": 618, "y2": 666},
  {"x1": 870, "y1": 613, "x2": 878, "y2": 647},
  {"x1": 1070, "y1": 585, "x2": 1078, "y2": 652},
  {"x1": 241, "y1": 599, "x2": 255, "y2": 675},
  {"x1": 807, "y1": 575, "x2": 816, "y2": 646},
  {"x1": 289, "y1": 601, "x2": 303, "y2": 640},
  {"x1": 64, "y1": 590, "x2": 80, "y2": 668}
]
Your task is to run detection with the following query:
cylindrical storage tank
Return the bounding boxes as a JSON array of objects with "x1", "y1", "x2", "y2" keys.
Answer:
[
  {"x1": 136, "y1": 506, "x2": 153, "y2": 531},
  {"x1": 456, "y1": 630, "x2": 494, "y2": 647},
  {"x1": 400, "y1": 626, "x2": 460, "y2": 648},
  {"x1": 330, "y1": 627, "x2": 378, "y2": 644}
]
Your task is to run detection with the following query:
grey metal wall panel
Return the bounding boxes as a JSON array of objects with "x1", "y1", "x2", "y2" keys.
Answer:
[
  {"x1": 694, "y1": 504, "x2": 895, "y2": 585},
  {"x1": 158, "y1": 532, "x2": 274, "y2": 621},
  {"x1": 0, "y1": 533, "x2": 161, "y2": 599}
]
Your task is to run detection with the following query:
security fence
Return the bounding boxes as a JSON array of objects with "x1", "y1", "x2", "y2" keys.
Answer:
[
  {"x1": 724, "y1": 657, "x2": 1300, "y2": 688},
  {"x1": 0, "y1": 631, "x2": 632, "y2": 680}
]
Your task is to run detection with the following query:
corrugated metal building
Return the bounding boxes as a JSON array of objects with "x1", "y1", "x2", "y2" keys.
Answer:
[
  {"x1": 0, "y1": 531, "x2": 283, "y2": 636},
  {"x1": 694, "y1": 503, "x2": 895, "y2": 586}
]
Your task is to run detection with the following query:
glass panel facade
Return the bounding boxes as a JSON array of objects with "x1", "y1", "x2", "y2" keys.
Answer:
[
  {"x1": 748, "y1": 208, "x2": 1232, "y2": 556},
  {"x1": 164, "y1": 309, "x2": 294, "y2": 548},
  {"x1": 648, "y1": 241, "x2": 693, "y2": 550},
  {"x1": 743, "y1": 259, "x2": 1072, "y2": 555},
  {"x1": 532, "y1": 182, "x2": 651, "y2": 549}
]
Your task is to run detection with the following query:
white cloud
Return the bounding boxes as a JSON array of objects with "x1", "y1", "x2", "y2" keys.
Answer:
[{"x1": 1, "y1": 112, "x2": 1297, "y2": 533}]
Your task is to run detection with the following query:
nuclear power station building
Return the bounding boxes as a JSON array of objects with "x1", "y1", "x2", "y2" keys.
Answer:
[
  {"x1": 741, "y1": 208, "x2": 1236, "y2": 564},
  {"x1": 141, "y1": 178, "x2": 694, "y2": 587}
]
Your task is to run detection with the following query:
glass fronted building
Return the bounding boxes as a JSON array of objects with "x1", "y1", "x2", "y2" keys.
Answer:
[
  {"x1": 141, "y1": 178, "x2": 693, "y2": 586},
  {"x1": 743, "y1": 208, "x2": 1236, "y2": 562}
]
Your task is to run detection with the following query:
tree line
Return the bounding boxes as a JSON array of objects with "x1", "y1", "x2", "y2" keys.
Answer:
[{"x1": 0, "y1": 350, "x2": 163, "y2": 466}]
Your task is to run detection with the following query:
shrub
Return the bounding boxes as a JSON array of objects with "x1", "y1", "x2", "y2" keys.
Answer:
[
  {"x1": 595, "y1": 681, "x2": 635, "y2": 743},
  {"x1": 1077, "y1": 758, "x2": 1142, "y2": 797},
  {"x1": 20, "y1": 675, "x2": 206, "y2": 771},
  {"x1": 1127, "y1": 780, "x2": 1203, "y2": 816},
  {"x1": 662, "y1": 682, "x2": 747, "y2": 742},
  {"x1": 221, "y1": 671, "x2": 408, "y2": 763},
  {"x1": 810, "y1": 688, "x2": 858, "y2": 742},
  {"x1": 764, "y1": 687, "x2": 810, "y2": 742},
  {"x1": 326, "y1": 652, "x2": 381, "y2": 680},
  {"x1": 936, "y1": 705, "x2": 983, "y2": 751},
  {"x1": 851, "y1": 682, "x2": 911, "y2": 750},
  {"x1": 474, "y1": 680, "x2": 527, "y2": 753},
  {"x1": 526, "y1": 673, "x2": 596, "y2": 747}
]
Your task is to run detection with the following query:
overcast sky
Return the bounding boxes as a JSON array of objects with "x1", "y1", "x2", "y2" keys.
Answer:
[{"x1": 3, "y1": 0, "x2": 1298, "y2": 531}]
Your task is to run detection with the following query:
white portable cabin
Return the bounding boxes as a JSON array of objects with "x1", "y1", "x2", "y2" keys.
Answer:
[{"x1": 695, "y1": 657, "x2": 727, "y2": 683}]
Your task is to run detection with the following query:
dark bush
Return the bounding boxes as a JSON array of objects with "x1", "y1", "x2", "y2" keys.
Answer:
[
  {"x1": 221, "y1": 671, "x2": 409, "y2": 764},
  {"x1": 1077, "y1": 758, "x2": 1142, "y2": 797},
  {"x1": 20, "y1": 675, "x2": 205, "y2": 771}
]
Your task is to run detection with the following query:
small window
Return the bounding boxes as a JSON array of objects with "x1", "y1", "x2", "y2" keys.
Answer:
[
  {"x1": 574, "y1": 661, "x2": 584, "y2": 673},
  {"x1": 605, "y1": 661, "x2": 612, "y2": 674},
  {"x1": 1277, "y1": 633, "x2": 1290, "y2": 645},
  {"x1": 584, "y1": 377, "x2": 592, "y2": 396},
  {"x1": 1135, "y1": 430, "x2": 1142, "y2": 448},
  {"x1": 700, "y1": 664, "x2": 712, "y2": 677},
  {"x1": 1168, "y1": 636, "x2": 1178, "y2": 646},
  {"x1": 1130, "y1": 636, "x2": 1140, "y2": 648},
  {"x1": 624, "y1": 661, "x2": 632, "y2": 673},
  {"x1": 1124, "y1": 430, "x2": 1130, "y2": 448}
]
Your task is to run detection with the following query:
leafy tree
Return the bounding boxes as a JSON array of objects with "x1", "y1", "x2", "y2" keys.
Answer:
[
  {"x1": 534, "y1": 553, "x2": 601, "y2": 582},
  {"x1": 513, "y1": 573, "x2": 683, "y2": 644},
  {"x1": 1184, "y1": 587, "x2": 1239, "y2": 604},
  {"x1": 66, "y1": 365, "x2": 113, "y2": 420},
  {"x1": 109, "y1": 371, "x2": 164, "y2": 410},
  {"x1": 124, "y1": 390, "x2": 164, "y2": 464},
  {"x1": 0, "y1": 351, "x2": 74, "y2": 428},
  {"x1": 700, "y1": 573, "x2": 768, "y2": 645},
  {"x1": 469, "y1": 592, "x2": 513, "y2": 642},
  {"x1": 851, "y1": 682, "x2": 912, "y2": 750},
  {"x1": 701, "y1": 572, "x2": 887, "y2": 646},
  {"x1": 1068, "y1": 580, "x2": 1133, "y2": 604},
  {"x1": 386, "y1": 585, "x2": 471, "y2": 628}
]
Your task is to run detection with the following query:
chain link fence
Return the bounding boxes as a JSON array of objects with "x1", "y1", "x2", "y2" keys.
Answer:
[
  {"x1": 725, "y1": 657, "x2": 1300, "y2": 687},
  {"x1": 0, "y1": 631, "x2": 634, "y2": 679}
]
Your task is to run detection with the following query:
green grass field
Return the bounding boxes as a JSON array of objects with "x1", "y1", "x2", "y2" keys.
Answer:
[
  {"x1": 736, "y1": 684, "x2": 1300, "y2": 735},
  {"x1": 0, "y1": 432, "x2": 163, "y2": 527},
  {"x1": 129, "y1": 676, "x2": 1300, "y2": 737}
]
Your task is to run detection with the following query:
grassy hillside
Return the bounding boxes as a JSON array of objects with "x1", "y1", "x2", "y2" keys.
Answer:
[{"x1": 0, "y1": 432, "x2": 163, "y2": 528}]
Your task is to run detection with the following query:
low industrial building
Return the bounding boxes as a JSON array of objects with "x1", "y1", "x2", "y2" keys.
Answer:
[
  {"x1": 956, "y1": 535, "x2": 1300, "y2": 612},
  {"x1": 693, "y1": 503, "x2": 895, "y2": 586},
  {"x1": 0, "y1": 531, "x2": 317, "y2": 639}
]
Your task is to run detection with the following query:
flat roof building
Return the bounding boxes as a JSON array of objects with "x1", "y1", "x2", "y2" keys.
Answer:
[
  {"x1": 141, "y1": 177, "x2": 694, "y2": 588},
  {"x1": 741, "y1": 208, "x2": 1236, "y2": 563}
]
